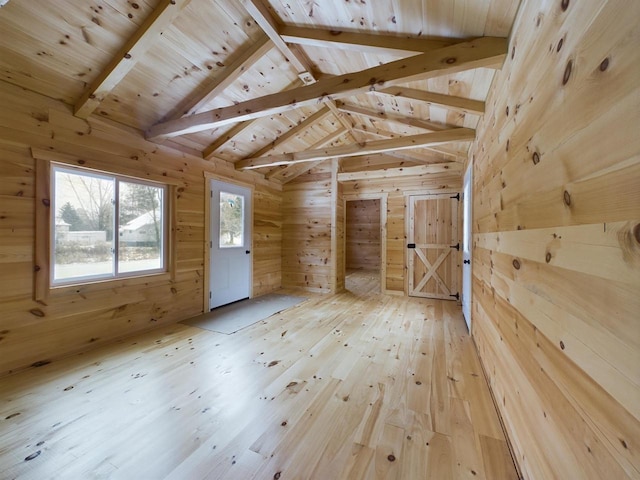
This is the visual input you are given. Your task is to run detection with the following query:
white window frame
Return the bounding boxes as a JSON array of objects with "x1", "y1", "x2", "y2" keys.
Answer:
[{"x1": 49, "y1": 163, "x2": 169, "y2": 287}]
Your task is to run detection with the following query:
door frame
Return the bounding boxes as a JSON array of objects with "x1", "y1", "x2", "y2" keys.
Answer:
[
  {"x1": 203, "y1": 174, "x2": 254, "y2": 312},
  {"x1": 342, "y1": 192, "x2": 388, "y2": 294}
]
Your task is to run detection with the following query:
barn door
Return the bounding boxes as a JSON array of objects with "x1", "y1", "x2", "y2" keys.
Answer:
[{"x1": 408, "y1": 194, "x2": 459, "y2": 300}]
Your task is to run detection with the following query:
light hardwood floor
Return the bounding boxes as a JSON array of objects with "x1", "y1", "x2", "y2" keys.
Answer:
[{"x1": 0, "y1": 271, "x2": 517, "y2": 479}]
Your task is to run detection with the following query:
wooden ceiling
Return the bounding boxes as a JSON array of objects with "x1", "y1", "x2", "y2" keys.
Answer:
[{"x1": 0, "y1": 0, "x2": 520, "y2": 182}]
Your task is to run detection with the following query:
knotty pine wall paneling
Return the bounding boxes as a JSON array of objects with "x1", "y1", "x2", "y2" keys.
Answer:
[
  {"x1": 331, "y1": 159, "x2": 345, "y2": 293},
  {"x1": 281, "y1": 165, "x2": 333, "y2": 292},
  {"x1": 0, "y1": 81, "x2": 282, "y2": 376},
  {"x1": 469, "y1": 0, "x2": 640, "y2": 478}
]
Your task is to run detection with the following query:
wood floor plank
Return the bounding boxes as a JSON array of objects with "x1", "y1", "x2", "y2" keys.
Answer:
[
  {"x1": 339, "y1": 443, "x2": 376, "y2": 480},
  {"x1": 0, "y1": 271, "x2": 518, "y2": 479},
  {"x1": 480, "y1": 435, "x2": 518, "y2": 480},
  {"x1": 450, "y1": 396, "x2": 487, "y2": 479}
]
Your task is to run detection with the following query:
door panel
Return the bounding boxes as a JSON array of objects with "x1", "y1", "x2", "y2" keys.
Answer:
[
  {"x1": 408, "y1": 194, "x2": 459, "y2": 300},
  {"x1": 210, "y1": 180, "x2": 252, "y2": 309},
  {"x1": 462, "y1": 164, "x2": 473, "y2": 330}
]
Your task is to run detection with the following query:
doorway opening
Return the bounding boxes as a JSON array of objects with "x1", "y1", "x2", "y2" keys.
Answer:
[{"x1": 345, "y1": 198, "x2": 382, "y2": 295}]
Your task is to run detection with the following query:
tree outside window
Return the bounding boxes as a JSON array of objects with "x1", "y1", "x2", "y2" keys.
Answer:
[
  {"x1": 219, "y1": 192, "x2": 244, "y2": 247},
  {"x1": 52, "y1": 165, "x2": 166, "y2": 284}
]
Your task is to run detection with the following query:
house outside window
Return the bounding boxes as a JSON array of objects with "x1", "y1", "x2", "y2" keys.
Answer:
[{"x1": 51, "y1": 164, "x2": 168, "y2": 285}]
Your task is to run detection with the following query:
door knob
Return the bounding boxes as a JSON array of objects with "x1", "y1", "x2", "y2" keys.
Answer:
[
  {"x1": 246, "y1": 250, "x2": 251, "y2": 254},
  {"x1": 463, "y1": 259, "x2": 470, "y2": 264}
]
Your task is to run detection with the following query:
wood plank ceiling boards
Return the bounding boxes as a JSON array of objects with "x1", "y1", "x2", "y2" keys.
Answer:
[
  {"x1": 0, "y1": 0, "x2": 514, "y2": 180},
  {"x1": 145, "y1": 37, "x2": 506, "y2": 140}
]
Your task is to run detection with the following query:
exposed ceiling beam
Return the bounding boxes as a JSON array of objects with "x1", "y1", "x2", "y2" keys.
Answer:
[
  {"x1": 202, "y1": 121, "x2": 254, "y2": 160},
  {"x1": 386, "y1": 150, "x2": 456, "y2": 164},
  {"x1": 352, "y1": 126, "x2": 405, "y2": 139},
  {"x1": 323, "y1": 101, "x2": 358, "y2": 141},
  {"x1": 242, "y1": 0, "x2": 311, "y2": 76},
  {"x1": 145, "y1": 36, "x2": 507, "y2": 141},
  {"x1": 236, "y1": 128, "x2": 475, "y2": 170},
  {"x1": 280, "y1": 25, "x2": 462, "y2": 56},
  {"x1": 199, "y1": 1, "x2": 314, "y2": 160},
  {"x1": 265, "y1": 126, "x2": 348, "y2": 182},
  {"x1": 352, "y1": 126, "x2": 467, "y2": 160},
  {"x1": 337, "y1": 162, "x2": 462, "y2": 181},
  {"x1": 265, "y1": 127, "x2": 349, "y2": 182},
  {"x1": 74, "y1": 0, "x2": 192, "y2": 119},
  {"x1": 338, "y1": 102, "x2": 452, "y2": 132},
  {"x1": 376, "y1": 87, "x2": 485, "y2": 116},
  {"x1": 249, "y1": 107, "x2": 333, "y2": 158},
  {"x1": 339, "y1": 153, "x2": 424, "y2": 169},
  {"x1": 242, "y1": 0, "x2": 361, "y2": 143},
  {"x1": 161, "y1": 34, "x2": 273, "y2": 122},
  {"x1": 272, "y1": 159, "x2": 329, "y2": 183},
  {"x1": 202, "y1": 77, "x2": 305, "y2": 160}
]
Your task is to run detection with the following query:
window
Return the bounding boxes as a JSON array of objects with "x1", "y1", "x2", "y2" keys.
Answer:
[
  {"x1": 219, "y1": 191, "x2": 244, "y2": 247},
  {"x1": 51, "y1": 164, "x2": 168, "y2": 285}
]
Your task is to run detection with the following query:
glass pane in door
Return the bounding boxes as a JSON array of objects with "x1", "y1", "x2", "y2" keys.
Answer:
[{"x1": 219, "y1": 191, "x2": 244, "y2": 247}]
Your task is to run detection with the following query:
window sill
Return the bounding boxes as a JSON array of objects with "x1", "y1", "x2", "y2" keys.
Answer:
[{"x1": 45, "y1": 271, "x2": 173, "y2": 300}]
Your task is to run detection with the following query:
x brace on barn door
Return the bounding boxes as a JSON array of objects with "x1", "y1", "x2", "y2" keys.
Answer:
[{"x1": 408, "y1": 194, "x2": 460, "y2": 300}]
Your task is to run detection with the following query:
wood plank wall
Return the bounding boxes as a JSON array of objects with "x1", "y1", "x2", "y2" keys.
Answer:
[
  {"x1": 469, "y1": 0, "x2": 640, "y2": 478},
  {"x1": 332, "y1": 162, "x2": 345, "y2": 293},
  {"x1": 282, "y1": 167, "x2": 332, "y2": 292},
  {"x1": 0, "y1": 81, "x2": 282, "y2": 376},
  {"x1": 345, "y1": 199, "x2": 381, "y2": 270},
  {"x1": 342, "y1": 173, "x2": 461, "y2": 294}
]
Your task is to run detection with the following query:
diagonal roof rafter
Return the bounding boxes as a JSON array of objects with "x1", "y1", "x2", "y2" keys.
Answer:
[
  {"x1": 376, "y1": 87, "x2": 485, "y2": 116},
  {"x1": 241, "y1": 0, "x2": 361, "y2": 144},
  {"x1": 145, "y1": 36, "x2": 507, "y2": 141},
  {"x1": 247, "y1": 106, "x2": 334, "y2": 159},
  {"x1": 161, "y1": 34, "x2": 273, "y2": 123},
  {"x1": 202, "y1": 77, "x2": 305, "y2": 161},
  {"x1": 265, "y1": 126, "x2": 349, "y2": 182},
  {"x1": 337, "y1": 101, "x2": 454, "y2": 132},
  {"x1": 203, "y1": 0, "x2": 357, "y2": 163},
  {"x1": 279, "y1": 25, "x2": 464, "y2": 56},
  {"x1": 75, "y1": 0, "x2": 193, "y2": 119}
]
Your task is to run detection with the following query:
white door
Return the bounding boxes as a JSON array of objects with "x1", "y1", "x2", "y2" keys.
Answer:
[
  {"x1": 210, "y1": 180, "x2": 252, "y2": 309},
  {"x1": 461, "y1": 163, "x2": 473, "y2": 331}
]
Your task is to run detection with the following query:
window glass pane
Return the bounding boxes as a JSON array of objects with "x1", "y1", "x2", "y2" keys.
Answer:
[
  {"x1": 118, "y1": 181, "x2": 164, "y2": 273},
  {"x1": 53, "y1": 169, "x2": 115, "y2": 283},
  {"x1": 219, "y1": 191, "x2": 244, "y2": 247}
]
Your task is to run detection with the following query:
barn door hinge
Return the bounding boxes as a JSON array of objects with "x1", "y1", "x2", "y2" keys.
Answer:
[
  {"x1": 407, "y1": 243, "x2": 416, "y2": 249},
  {"x1": 209, "y1": 291, "x2": 212, "y2": 299},
  {"x1": 450, "y1": 243, "x2": 460, "y2": 251},
  {"x1": 210, "y1": 241, "x2": 212, "y2": 249},
  {"x1": 450, "y1": 193, "x2": 460, "y2": 201},
  {"x1": 450, "y1": 292, "x2": 460, "y2": 300}
]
